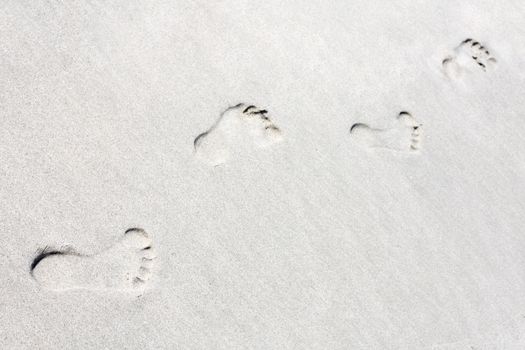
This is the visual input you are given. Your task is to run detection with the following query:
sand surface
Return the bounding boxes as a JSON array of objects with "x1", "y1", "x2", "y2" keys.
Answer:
[{"x1": 1, "y1": 1, "x2": 525, "y2": 349}]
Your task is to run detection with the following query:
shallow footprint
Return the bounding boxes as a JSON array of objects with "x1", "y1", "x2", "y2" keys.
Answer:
[
  {"x1": 349, "y1": 111, "x2": 422, "y2": 153},
  {"x1": 443, "y1": 38, "x2": 497, "y2": 79},
  {"x1": 31, "y1": 228, "x2": 156, "y2": 295},
  {"x1": 194, "y1": 103, "x2": 283, "y2": 166}
]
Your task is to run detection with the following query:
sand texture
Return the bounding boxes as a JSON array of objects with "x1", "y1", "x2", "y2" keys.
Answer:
[{"x1": 1, "y1": 1, "x2": 525, "y2": 349}]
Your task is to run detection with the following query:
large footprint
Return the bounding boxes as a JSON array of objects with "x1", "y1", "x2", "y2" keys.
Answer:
[
  {"x1": 443, "y1": 38, "x2": 497, "y2": 79},
  {"x1": 31, "y1": 228, "x2": 156, "y2": 295},
  {"x1": 194, "y1": 103, "x2": 283, "y2": 166},
  {"x1": 349, "y1": 111, "x2": 422, "y2": 153}
]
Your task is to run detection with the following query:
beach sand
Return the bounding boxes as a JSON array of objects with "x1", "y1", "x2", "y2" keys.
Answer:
[{"x1": 1, "y1": 1, "x2": 525, "y2": 348}]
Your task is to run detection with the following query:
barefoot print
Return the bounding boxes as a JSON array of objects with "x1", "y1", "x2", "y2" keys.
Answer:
[
  {"x1": 194, "y1": 103, "x2": 283, "y2": 166},
  {"x1": 349, "y1": 111, "x2": 422, "y2": 152},
  {"x1": 443, "y1": 38, "x2": 497, "y2": 79},
  {"x1": 31, "y1": 228, "x2": 156, "y2": 295}
]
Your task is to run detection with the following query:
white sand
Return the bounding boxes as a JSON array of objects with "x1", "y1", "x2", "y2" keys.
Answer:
[{"x1": 1, "y1": 1, "x2": 525, "y2": 349}]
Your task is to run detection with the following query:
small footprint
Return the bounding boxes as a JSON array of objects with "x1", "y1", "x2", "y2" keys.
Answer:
[
  {"x1": 349, "y1": 111, "x2": 422, "y2": 152},
  {"x1": 443, "y1": 38, "x2": 497, "y2": 79},
  {"x1": 194, "y1": 103, "x2": 283, "y2": 166},
  {"x1": 31, "y1": 228, "x2": 156, "y2": 295}
]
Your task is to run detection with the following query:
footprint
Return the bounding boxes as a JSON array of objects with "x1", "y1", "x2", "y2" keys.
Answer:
[
  {"x1": 443, "y1": 38, "x2": 497, "y2": 79},
  {"x1": 31, "y1": 228, "x2": 156, "y2": 294},
  {"x1": 194, "y1": 103, "x2": 283, "y2": 166},
  {"x1": 349, "y1": 111, "x2": 422, "y2": 152}
]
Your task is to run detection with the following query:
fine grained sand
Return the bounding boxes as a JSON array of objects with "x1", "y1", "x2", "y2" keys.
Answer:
[{"x1": 1, "y1": 1, "x2": 525, "y2": 349}]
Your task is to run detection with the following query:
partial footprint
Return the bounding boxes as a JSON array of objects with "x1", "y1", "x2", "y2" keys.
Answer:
[
  {"x1": 194, "y1": 103, "x2": 283, "y2": 166},
  {"x1": 443, "y1": 38, "x2": 497, "y2": 79},
  {"x1": 349, "y1": 111, "x2": 422, "y2": 152},
  {"x1": 31, "y1": 228, "x2": 156, "y2": 295}
]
